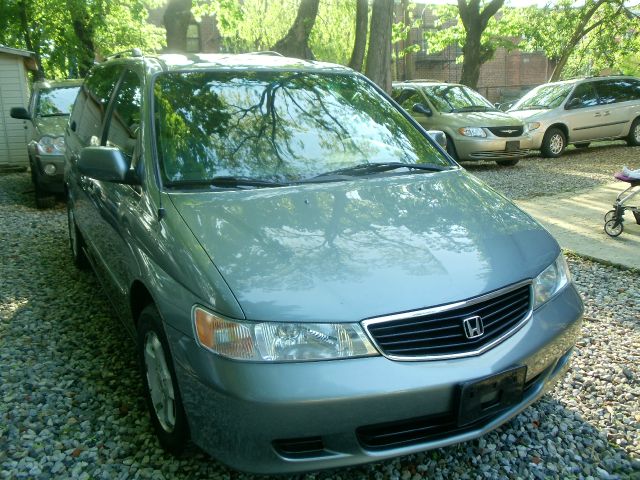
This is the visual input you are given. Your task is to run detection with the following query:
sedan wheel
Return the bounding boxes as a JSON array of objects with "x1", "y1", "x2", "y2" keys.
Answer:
[
  {"x1": 144, "y1": 331, "x2": 177, "y2": 433},
  {"x1": 627, "y1": 118, "x2": 640, "y2": 146}
]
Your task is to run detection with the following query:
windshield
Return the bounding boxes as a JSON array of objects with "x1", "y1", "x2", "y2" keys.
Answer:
[
  {"x1": 153, "y1": 71, "x2": 451, "y2": 186},
  {"x1": 422, "y1": 85, "x2": 495, "y2": 113},
  {"x1": 35, "y1": 86, "x2": 80, "y2": 116},
  {"x1": 510, "y1": 84, "x2": 573, "y2": 110}
]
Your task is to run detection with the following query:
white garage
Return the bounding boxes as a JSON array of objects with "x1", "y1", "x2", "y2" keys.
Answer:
[{"x1": 0, "y1": 46, "x2": 37, "y2": 169}]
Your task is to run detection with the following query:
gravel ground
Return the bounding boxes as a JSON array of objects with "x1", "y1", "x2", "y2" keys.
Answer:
[{"x1": 1, "y1": 145, "x2": 639, "y2": 479}]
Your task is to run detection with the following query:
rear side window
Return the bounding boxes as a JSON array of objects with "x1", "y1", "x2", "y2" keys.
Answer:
[
  {"x1": 105, "y1": 70, "x2": 142, "y2": 158},
  {"x1": 73, "y1": 65, "x2": 122, "y2": 144},
  {"x1": 595, "y1": 79, "x2": 640, "y2": 104}
]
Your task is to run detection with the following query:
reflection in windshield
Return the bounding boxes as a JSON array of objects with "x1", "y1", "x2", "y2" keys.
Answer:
[
  {"x1": 511, "y1": 84, "x2": 573, "y2": 111},
  {"x1": 36, "y1": 87, "x2": 80, "y2": 116},
  {"x1": 153, "y1": 71, "x2": 451, "y2": 185},
  {"x1": 422, "y1": 85, "x2": 495, "y2": 113}
]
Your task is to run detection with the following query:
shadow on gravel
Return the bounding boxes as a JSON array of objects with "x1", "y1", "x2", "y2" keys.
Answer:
[{"x1": 1, "y1": 171, "x2": 637, "y2": 480}]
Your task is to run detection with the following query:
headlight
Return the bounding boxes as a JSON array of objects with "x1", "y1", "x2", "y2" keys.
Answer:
[
  {"x1": 527, "y1": 122, "x2": 541, "y2": 132},
  {"x1": 36, "y1": 136, "x2": 65, "y2": 155},
  {"x1": 458, "y1": 127, "x2": 486, "y2": 138},
  {"x1": 533, "y1": 254, "x2": 571, "y2": 309},
  {"x1": 193, "y1": 307, "x2": 378, "y2": 362}
]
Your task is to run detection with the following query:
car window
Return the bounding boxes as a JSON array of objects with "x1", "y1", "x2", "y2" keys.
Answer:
[
  {"x1": 510, "y1": 83, "x2": 573, "y2": 110},
  {"x1": 421, "y1": 85, "x2": 495, "y2": 113},
  {"x1": 154, "y1": 71, "x2": 451, "y2": 185},
  {"x1": 105, "y1": 70, "x2": 142, "y2": 158},
  {"x1": 567, "y1": 82, "x2": 599, "y2": 108},
  {"x1": 74, "y1": 64, "x2": 122, "y2": 144},
  {"x1": 35, "y1": 86, "x2": 80, "y2": 116},
  {"x1": 397, "y1": 89, "x2": 425, "y2": 111},
  {"x1": 595, "y1": 79, "x2": 639, "y2": 104}
]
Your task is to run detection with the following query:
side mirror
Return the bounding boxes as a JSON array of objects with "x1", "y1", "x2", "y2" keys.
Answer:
[
  {"x1": 412, "y1": 103, "x2": 433, "y2": 117},
  {"x1": 10, "y1": 107, "x2": 31, "y2": 120},
  {"x1": 427, "y1": 130, "x2": 447, "y2": 149},
  {"x1": 79, "y1": 147, "x2": 138, "y2": 184},
  {"x1": 565, "y1": 97, "x2": 581, "y2": 110}
]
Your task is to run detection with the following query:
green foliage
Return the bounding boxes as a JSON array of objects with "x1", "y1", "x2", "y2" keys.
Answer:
[
  {"x1": 424, "y1": 3, "x2": 517, "y2": 65},
  {"x1": 392, "y1": 3, "x2": 423, "y2": 60},
  {"x1": 1, "y1": 0, "x2": 165, "y2": 79},
  {"x1": 513, "y1": 0, "x2": 638, "y2": 79}
]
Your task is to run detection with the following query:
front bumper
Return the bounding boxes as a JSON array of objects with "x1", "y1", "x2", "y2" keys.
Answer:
[
  {"x1": 454, "y1": 135, "x2": 533, "y2": 161},
  {"x1": 168, "y1": 284, "x2": 582, "y2": 474},
  {"x1": 32, "y1": 153, "x2": 65, "y2": 193}
]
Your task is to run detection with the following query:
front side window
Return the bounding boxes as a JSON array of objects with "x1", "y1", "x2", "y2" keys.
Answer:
[
  {"x1": 106, "y1": 70, "x2": 142, "y2": 158},
  {"x1": 35, "y1": 86, "x2": 80, "y2": 116},
  {"x1": 567, "y1": 82, "x2": 599, "y2": 109},
  {"x1": 396, "y1": 89, "x2": 426, "y2": 112},
  {"x1": 154, "y1": 71, "x2": 450, "y2": 186},
  {"x1": 75, "y1": 65, "x2": 123, "y2": 143},
  {"x1": 421, "y1": 85, "x2": 495, "y2": 113},
  {"x1": 510, "y1": 83, "x2": 573, "y2": 111}
]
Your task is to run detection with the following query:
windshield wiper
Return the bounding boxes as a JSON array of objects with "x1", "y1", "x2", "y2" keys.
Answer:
[
  {"x1": 166, "y1": 176, "x2": 286, "y2": 189},
  {"x1": 455, "y1": 106, "x2": 495, "y2": 112},
  {"x1": 311, "y1": 162, "x2": 451, "y2": 179}
]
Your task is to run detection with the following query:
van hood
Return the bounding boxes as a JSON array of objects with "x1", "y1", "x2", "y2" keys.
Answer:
[
  {"x1": 445, "y1": 110, "x2": 524, "y2": 127},
  {"x1": 168, "y1": 170, "x2": 558, "y2": 322},
  {"x1": 507, "y1": 109, "x2": 548, "y2": 122},
  {"x1": 34, "y1": 116, "x2": 68, "y2": 138}
]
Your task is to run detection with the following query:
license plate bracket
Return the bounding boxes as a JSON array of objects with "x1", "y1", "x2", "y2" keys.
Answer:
[
  {"x1": 506, "y1": 140, "x2": 520, "y2": 152},
  {"x1": 457, "y1": 366, "x2": 526, "y2": 427}
]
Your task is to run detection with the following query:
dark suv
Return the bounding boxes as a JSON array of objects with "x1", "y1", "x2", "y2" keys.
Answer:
[{"x1": 64, "y1": 52, "x2": 582, "y2": 474}]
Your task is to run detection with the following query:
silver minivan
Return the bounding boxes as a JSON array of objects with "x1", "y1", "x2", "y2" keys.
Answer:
[{"x1": 508, "y1": 76, "x2": 640, "y2": 157}]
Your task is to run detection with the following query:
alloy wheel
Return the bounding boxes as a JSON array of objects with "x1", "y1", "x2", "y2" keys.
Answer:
[
  {"x1": 144, "y1": 331, "x2": 176, "y2": 433},
  {"x1": 549, "y1": 134, "x2": 564, "y2": 155}
]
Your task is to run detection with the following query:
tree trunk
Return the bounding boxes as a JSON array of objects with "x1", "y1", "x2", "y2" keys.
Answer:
[
  {"x1": 164, "y1": 0, "x2": 193, "y2": 53},
  {"x1": 18, "y1": 0, "x2": 45, "y2": 80},
  {"x1": 64, "y1": 0, "x2": 97, "y2": 77},
  {"x1": 365, "y1": 0, "x2": 394, "y2": 93},
  {"x1": 458, "y1": 0, "x2": 504, "y2": 89},
  {"x1": 272, "y1": 0, "x2": 320, "y2": 59},
  {"x1": 348, "y1": 0, "x2": 368, "y2": 72},
  {"x1": 548, "y1": 0, "x2": 609, "y2": 81}
]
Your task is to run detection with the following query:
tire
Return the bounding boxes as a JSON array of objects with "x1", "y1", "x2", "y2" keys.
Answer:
[
  {"x1": 574, "y1": 142, "x2": 590, "y2": 149},
  {"x1": 34, "y1": 181, "x2": 55, "y2": 209},
  {"x1": 445, "y1": 135, "x2": 458, "y2": 161},
  {"x1": 541, "y1": 128, "x2": 566, "y2": 158},
  {"x1": 138, "y1": 305, "x2": 189, "y2": 454},
  {"x1": 67, "y1": 200, "x2": 89, "y2": 270},
  {"x1": 627, "y1": 118, "x2": 640, "y2": 146},
  {"x1": 496, "y1": 159, "x2": 519, "y2": 167},
  {"x1": 604, "y1": 219, "x2": 623, "y2": 237}
]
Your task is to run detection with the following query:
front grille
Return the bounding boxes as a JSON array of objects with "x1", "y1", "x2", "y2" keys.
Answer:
[
  {"x1": 364, "y1": 284, "x2": 531, "y2": 359},
  {"x1": 469, "y1": 149, "x2": 529, "y2": 159},
  {"x1": 487, "y1": 126, "x2": 524, "y2": 137},
  {"x1": 356, "y1": 369, "x2": 545, "y2": 450}
]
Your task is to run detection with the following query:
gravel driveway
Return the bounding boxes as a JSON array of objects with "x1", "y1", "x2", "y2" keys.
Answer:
[{"x1": 1, "y1": 144, "x2": 639, "y2": 479}]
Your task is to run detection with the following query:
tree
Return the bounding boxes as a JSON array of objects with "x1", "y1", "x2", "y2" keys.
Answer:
[
  {"x1": 514, "y1": 0, "x2": 633, "y2": 81},
  {"x1": 457, "y1": 0, "x2": 505, "y2": 88},
  {"x1": 164, "y1": 0, "x2": 193, "y2": 52},
  {"x1": 365, "y1": 0, "x2": 394, "y2": 92},
  {"x1": 348, "y1": 0, "x2": 368, "y2": 72},
  {"x1": 272, "y1": 0, "x2": 320, "y2": 59}
]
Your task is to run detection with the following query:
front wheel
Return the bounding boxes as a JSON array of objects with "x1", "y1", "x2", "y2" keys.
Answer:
[
  {"x1": 67, "y1": 201, "x2": 89, "y2": 269},
  {"x1": 541, "y1": 128, "x2": 566, "y2": 158},
  {"x1": 604, "y1": 209, "x2": 616, "y2": 223},
  {"x1": 604, "y1": 219, "x2": 623, "y2": 237},
  {"x1": 138, "y1": 305, "x2": 189, "y2": 454},
  {"x1": 496, "y1": 159, "x2": 519, "y2": 167},
  {"x1": 627, "y1": 118, "x2": 640, "y2": 146}
]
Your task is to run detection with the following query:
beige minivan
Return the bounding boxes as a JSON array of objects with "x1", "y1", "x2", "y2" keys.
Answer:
[
  {"x1": 508, "y1": 76, "x2": 640, "y2": 157},
  {"x1": 392, "y1": 81, "x2": 531, "y2": 166}
]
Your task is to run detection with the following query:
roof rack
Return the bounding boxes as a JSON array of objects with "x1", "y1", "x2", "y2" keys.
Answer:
[
  {"x1": 246, "y1": 51, "x2": 284, "y2": 57},
  {"x1": 106, "y1": 48, "x2": 143, "y2": 60}
]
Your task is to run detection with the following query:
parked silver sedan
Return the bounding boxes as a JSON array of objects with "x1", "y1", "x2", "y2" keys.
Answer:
[{"x1": 64, "y1": 52, "x2": 582, "y2": 474}]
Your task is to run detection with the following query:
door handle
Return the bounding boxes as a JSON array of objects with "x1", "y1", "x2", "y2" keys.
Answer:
[
  {"x1": 594, "y1": 113, "x2": 601, "y2": 117},
  {"x1": 603, "y1": 110, "x2": 610, "y2": 116}
]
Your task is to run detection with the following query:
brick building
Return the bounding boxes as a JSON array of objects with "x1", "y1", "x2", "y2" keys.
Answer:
[{"x1": 396, "y1": 7, "x2": 555, "y2": 103}]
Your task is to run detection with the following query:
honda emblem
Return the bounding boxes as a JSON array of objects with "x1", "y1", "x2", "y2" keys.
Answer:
[{"x1": 462, "y1": 315, "x2": 484, "y2": 339}]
